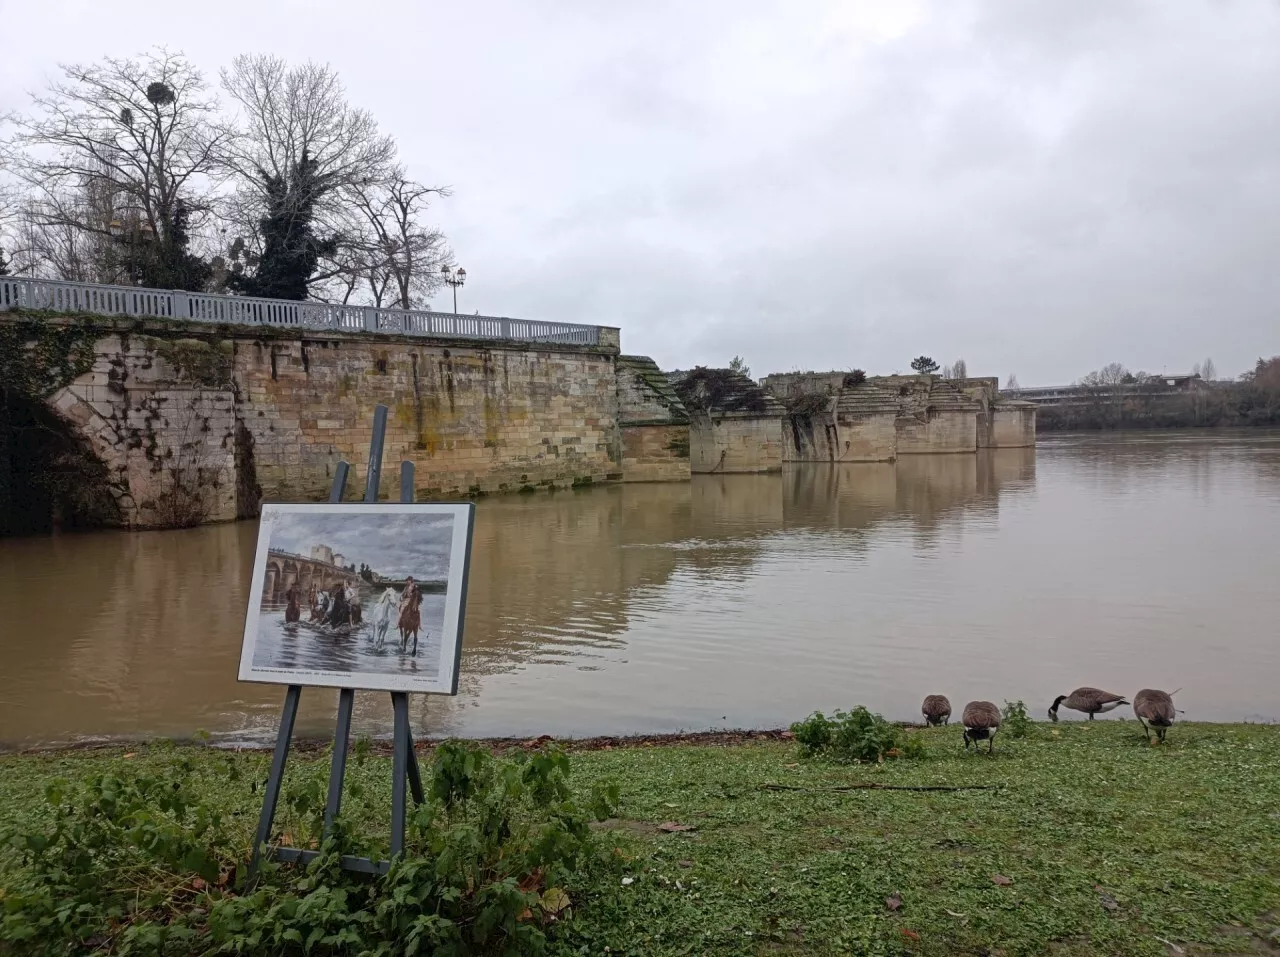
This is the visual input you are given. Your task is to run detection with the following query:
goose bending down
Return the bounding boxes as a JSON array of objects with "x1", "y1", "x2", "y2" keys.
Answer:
[
  {"x1": 1048, "y1": 687, "x2": 1129, "y2": 722},
  {"x1": 1133, "y1": 689, "x2": 1176, "y2": 744},
  {"x1": 922, "y1": 695, "x2": 952, "y2": 727},
  {"x1": 962, "y1": 701, "x2": 1001, "y2": 754}
]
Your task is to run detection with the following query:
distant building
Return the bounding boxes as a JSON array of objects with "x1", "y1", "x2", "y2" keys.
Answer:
[
  {"x1": 311, "y1": 544, "x2": 334, "y2": 564},
  {"x1": 332, "y1": 553, "x2": 346, "y2": 568}
]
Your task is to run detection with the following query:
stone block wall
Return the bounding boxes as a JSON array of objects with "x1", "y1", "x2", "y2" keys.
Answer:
[
  {"x1": 833, "y1": 411, "x2": 899, "y2": 461},
  {"x1": 12, "y1": 315, "x2": 628, "y2": 528},
  {"x1": 621, "y1": 424, "x2": 691, "y2": 481},
  {"x1": 235, "y1": 337, "x2": 622, "y2": 502},
  {"x1": 48, "y1": 334, "x2": 242, "y2": 526},
  {"x1": 992, "y1": 407, "x2": 1036, "y2": 447},
  {"x1": 895, "y1": 410, "x2": 978, "y2": 454},
  {"x1": 615, "y1": 355, "x2": 690, "y2": 482},
  {"x1": 689, "y1": 414, "x2": 784, "y2": 473}
]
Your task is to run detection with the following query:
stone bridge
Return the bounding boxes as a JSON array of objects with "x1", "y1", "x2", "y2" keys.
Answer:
[
  {"x1": 0, "y1": 297, "x2": 691, "y2": 532},
  {"x1": 263, "y1": 549, "x2": 361, "y2": 607}
]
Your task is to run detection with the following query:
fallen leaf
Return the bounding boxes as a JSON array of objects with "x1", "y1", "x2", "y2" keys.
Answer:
[
  {"x1": 518, "y1": 907, "x2": 533, "y2": 921},
  {"x1": 663, "y1": 802, "x2": 679, "y2": 808},
  {"x1": 992, "y1": 874, "x2": 1013, "y2": 886},
  {"x1": 1095, "y1": 885, "x2": 1119, "y2": 911},
  {"x1": 657, "y1": 821, "x2": 696, "y2": 833},
  {"x1": 945, "y1": 909, "x2": 967, "y2": 919},
  {"x1": 541, "y1": 887, "x2": 570, "y2": 915},
  {"x1": 191, "y1": 878, "x2": 207, "y2": 892},
  {"x1": 901, "y1": 928, "x2": 921, "y2": 941},
  {"x1": 885, "y1": 894, "x2": 902, "y2": 911},
  {"x1": 677, "y1": 860, "x2": 694, "y2": 869},
  {"x1": 784, "y1": 763, "x2": 799, "y2": 768},
  {"x1": 123, "y1": 752, "x2": 137, "y2": 759},
  {"x1": 279, "y1": 832, "x2": 294, "y2": 847}
]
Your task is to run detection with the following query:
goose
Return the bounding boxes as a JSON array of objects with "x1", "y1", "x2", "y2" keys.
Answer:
[
  {"x1": 962, "y1": 701, "x2": 1001, "y2": 753},
  {"x1": 1133, "y1": 689, "x2": 1177, "y2": 744},
  {"x1": 921, "y1": 694, "x2": 952, "y2": 727},
  {"x1": 1048, "y1": 687, "x2": 1129, "y2": 722}
]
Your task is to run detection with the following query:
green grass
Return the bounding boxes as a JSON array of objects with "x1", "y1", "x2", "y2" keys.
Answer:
[{"x1": 3, "y1": 721, "x2": 1279, "y2": 956}]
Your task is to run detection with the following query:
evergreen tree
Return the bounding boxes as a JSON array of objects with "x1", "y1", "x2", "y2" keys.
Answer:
[
  {"x1": 910, "y1": 356, "x2": 940, "y2": 374},
  {"x1": 231, "y1": 151, "x2": 336, "y2": 301}
]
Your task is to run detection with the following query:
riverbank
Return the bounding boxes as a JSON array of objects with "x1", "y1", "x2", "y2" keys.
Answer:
[{"x1": 2, "y1": 721, "x2": 1277, "y2": 956}]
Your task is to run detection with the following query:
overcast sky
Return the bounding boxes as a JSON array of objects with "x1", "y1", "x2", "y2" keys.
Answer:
[
  {"x1": 269, "y1": 512, "x2": 454, "y2": 579},
  {"x1": 3, "y1": 0, "x2": 1278, "y2": 384}
]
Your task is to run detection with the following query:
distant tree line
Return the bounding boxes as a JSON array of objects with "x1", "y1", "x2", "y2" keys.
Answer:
[
  {"x1": 0, "y1": 48, "x2": 453, "y2": 309},
  {"x1": 1037, "y1": 357, "x2": 1280, "y2": 430}
]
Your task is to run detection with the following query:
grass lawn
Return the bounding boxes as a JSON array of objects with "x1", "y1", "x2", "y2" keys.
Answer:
[{"x1": 1, "y1": 721, "x2": 1278, "y2": 956}]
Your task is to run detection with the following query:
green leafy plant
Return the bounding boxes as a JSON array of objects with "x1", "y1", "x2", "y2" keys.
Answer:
[
  {"x1": 1002, "y1": 699, "x2": 1036, "y2": 739},
  {"x1": 0, "y1": 742, "x2": 618, "y2": 956},
  {"x1": 790, "y1": 706, "x2": 920, "y2": 763}
]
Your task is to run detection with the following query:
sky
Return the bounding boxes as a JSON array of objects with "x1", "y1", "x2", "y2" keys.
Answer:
[
  {"x1": 268, "y1": 511, "x2": 454, "y2": 580},
  {"x1": 2, "y1": 0, "x2": 1278, "y2": 384}
]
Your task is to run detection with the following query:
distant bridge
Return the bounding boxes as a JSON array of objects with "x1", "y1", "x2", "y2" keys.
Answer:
[
  {"x1": 263, "y1": 549, "x2": 360, "y2": 607},
  {"x1": 1004, "y1": 376, "x2": 1209, "y2": 408}
]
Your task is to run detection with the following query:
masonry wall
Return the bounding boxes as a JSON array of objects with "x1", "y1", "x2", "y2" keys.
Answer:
[
  {"x1": 20, "y1": 316, "x2": 625, "y2": 527},
  {"x1": 895, "y1": 410, "x2": 979, "y2": 454},
  {"x1": 690, "y1": 415, "x2": 784, "y2": 473},
  {"x1": 237, "y1": 336, "x2": 621, "y2": 503},
  {"x1": 992, "y1": 407, "x2": 1036, "y2": 447},
  {"x1": 835, "y1": 412, "x2": 899, "y2": 462},
  {"x1": 621, "y1": 424, "x2": 691, "y2": 481}
]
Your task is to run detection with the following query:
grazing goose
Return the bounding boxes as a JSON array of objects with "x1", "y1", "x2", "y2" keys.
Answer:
[
  {"x1": 922, "y1": 695, "x2": 952, "y2": 726},
  {"x1": 1133, "y1": 689, "x2": 1176, "y2": 744},
  {"x1": 962, "y1": 701, "x2": 1001, "y2": 753},
  {"x1": 1048, "y1": 687, "x2": 1129, "y2": 722}
]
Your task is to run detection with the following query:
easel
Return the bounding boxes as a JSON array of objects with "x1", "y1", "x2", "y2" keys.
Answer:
[{"x1": 249, "y1": 404, "x2": 426, "y2": 878}]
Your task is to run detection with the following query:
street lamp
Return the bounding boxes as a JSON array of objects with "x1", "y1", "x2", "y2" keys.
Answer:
[{"x1": 441, "y1": 264, "x2": 466, "y2": 313}]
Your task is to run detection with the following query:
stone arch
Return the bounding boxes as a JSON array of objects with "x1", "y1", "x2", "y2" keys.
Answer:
[{"x1": 1, "y1": 386, "x2": 124, "y2": 535}]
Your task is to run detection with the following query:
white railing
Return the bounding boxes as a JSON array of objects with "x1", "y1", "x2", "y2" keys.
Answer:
[{"x1": 0, "y1": 276, "x2": 603, "y2": 347}]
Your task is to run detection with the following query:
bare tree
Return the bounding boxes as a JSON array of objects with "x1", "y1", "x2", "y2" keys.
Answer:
[
  {"x1": 1202, "y1": 357, "x2": 1216, "y2": 381},
  {"x1": 218, "y1": 55, "x2": 395, "y2": 222},
  {"x1": 1006, "y1": 374, "x2": 1020, "y2": 390},
  {"x1": 344, "y1": 171, "x2": 451, "y2": 309},
  {"x1": 951, "y1": 358, "x2": 967, "y2": 379},
  {"x1": 3, "y1": 50, "x2": 225, "y2": 282},
  {"x1": 1079, "y1": 363, "x2": 1130, "y2": 387}
]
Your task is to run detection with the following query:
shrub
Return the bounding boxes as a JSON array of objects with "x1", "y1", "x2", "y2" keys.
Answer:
[
  {"x1": 0, "y1": 742, "x2": 619, "y2": 956},
  {"x1": 842, "y1": 369, "x2": 867, "y2": 388},
  {"x1": 1002, "y1": 699, "x2": 1036, "y2": 739},
  {"x1": 790, "y1": 706, "x2": 919, "y2": 763}
]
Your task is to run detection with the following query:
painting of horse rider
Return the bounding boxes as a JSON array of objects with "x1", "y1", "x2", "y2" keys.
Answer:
[{"x1": 240, "y1": 503, "x2": 475, "y2": 695}]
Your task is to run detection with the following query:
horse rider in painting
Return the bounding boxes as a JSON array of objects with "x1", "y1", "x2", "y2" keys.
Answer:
[{"x1": 398, "y1": 576, "x2": 424, "y2": 655}]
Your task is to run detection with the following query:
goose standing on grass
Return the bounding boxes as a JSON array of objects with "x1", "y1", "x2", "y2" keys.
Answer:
[
  {"x1": 1133, "y1": 689, "x2": 1177, "y2": 744},
  {"x1": 922, "y1": 695, "x2": 952, "y2": 726},
  {"x1": 962, "y1": 701, "x2": 1001, "y2": 753},
  {"x1": 1048, "y1": 687, "x2": 1129, "y2": 722}
]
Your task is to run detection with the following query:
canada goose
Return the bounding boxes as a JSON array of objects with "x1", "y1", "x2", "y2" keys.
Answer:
[
  {"x1": 922, "y1": 695, "x2": 952, "y2": 726},
  {"x1": 1133, "y1": 689, "x2": 1176, "y2": 744},
  {"x1": 962, "y1": 701, "x2": 1001, "y2": 753},
  {"x1": 1048, "y1": 687, "x2": 1129, "y2": 722}
]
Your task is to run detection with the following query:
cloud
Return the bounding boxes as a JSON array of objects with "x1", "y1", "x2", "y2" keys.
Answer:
[
  {"x1": 3, "y1": 0, "x2": 1278, "y2": 382},
  {"x1": 269, "y1": 512, "x2": 454, "y2": 580}
]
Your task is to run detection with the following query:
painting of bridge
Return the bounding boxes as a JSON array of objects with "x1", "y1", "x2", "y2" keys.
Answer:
[{"x1": 239, "y1": 503, "x2": 476, "y2": 695}]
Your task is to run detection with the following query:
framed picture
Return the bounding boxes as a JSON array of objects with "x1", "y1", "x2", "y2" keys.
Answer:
[{"x1": 238, "y1": 502, "x2": 476, "y2": 694}]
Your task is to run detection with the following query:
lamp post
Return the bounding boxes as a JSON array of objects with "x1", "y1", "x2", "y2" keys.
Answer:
[
  {"x1": 440, "y1": 265, "x2": 466, "y2": 313},
  {"x1": 108, "y1": 206, "x2": 154, "y2": 285}
]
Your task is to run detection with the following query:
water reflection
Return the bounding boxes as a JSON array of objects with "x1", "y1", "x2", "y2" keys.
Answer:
[{"x1": 2, "y1": 434, "x2": 1278, "y2": 748}]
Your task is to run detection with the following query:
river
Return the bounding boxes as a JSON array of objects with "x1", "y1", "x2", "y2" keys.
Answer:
[{"x1": 2, "y1": 430, "x2": 1278, "y2": 749}]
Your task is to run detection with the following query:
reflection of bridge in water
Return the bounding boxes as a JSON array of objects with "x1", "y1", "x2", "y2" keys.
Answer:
[{"x1": 263, "y1": 549, "x2": 360, "y2": 606}]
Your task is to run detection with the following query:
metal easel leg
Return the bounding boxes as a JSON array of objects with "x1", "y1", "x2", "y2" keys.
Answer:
[
  {"x1": 323, "y1": 687, "x2": 355, "y2": 835},
  {"x1": 249, "y1": 683, "x2": 301, "y2": 880},
  {"x1": 390, "y1": 691, "x2": 410, "y2": 858}
]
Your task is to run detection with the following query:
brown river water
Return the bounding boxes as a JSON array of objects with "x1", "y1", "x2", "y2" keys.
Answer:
[{"x1": 2, "y1": 431, "x2": 1278, "y2": 749}]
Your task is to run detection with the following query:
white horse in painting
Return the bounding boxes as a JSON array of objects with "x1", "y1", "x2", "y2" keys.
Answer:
[{"x1": 369, "y1": 588, "x2": 400, "y2": 647}]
